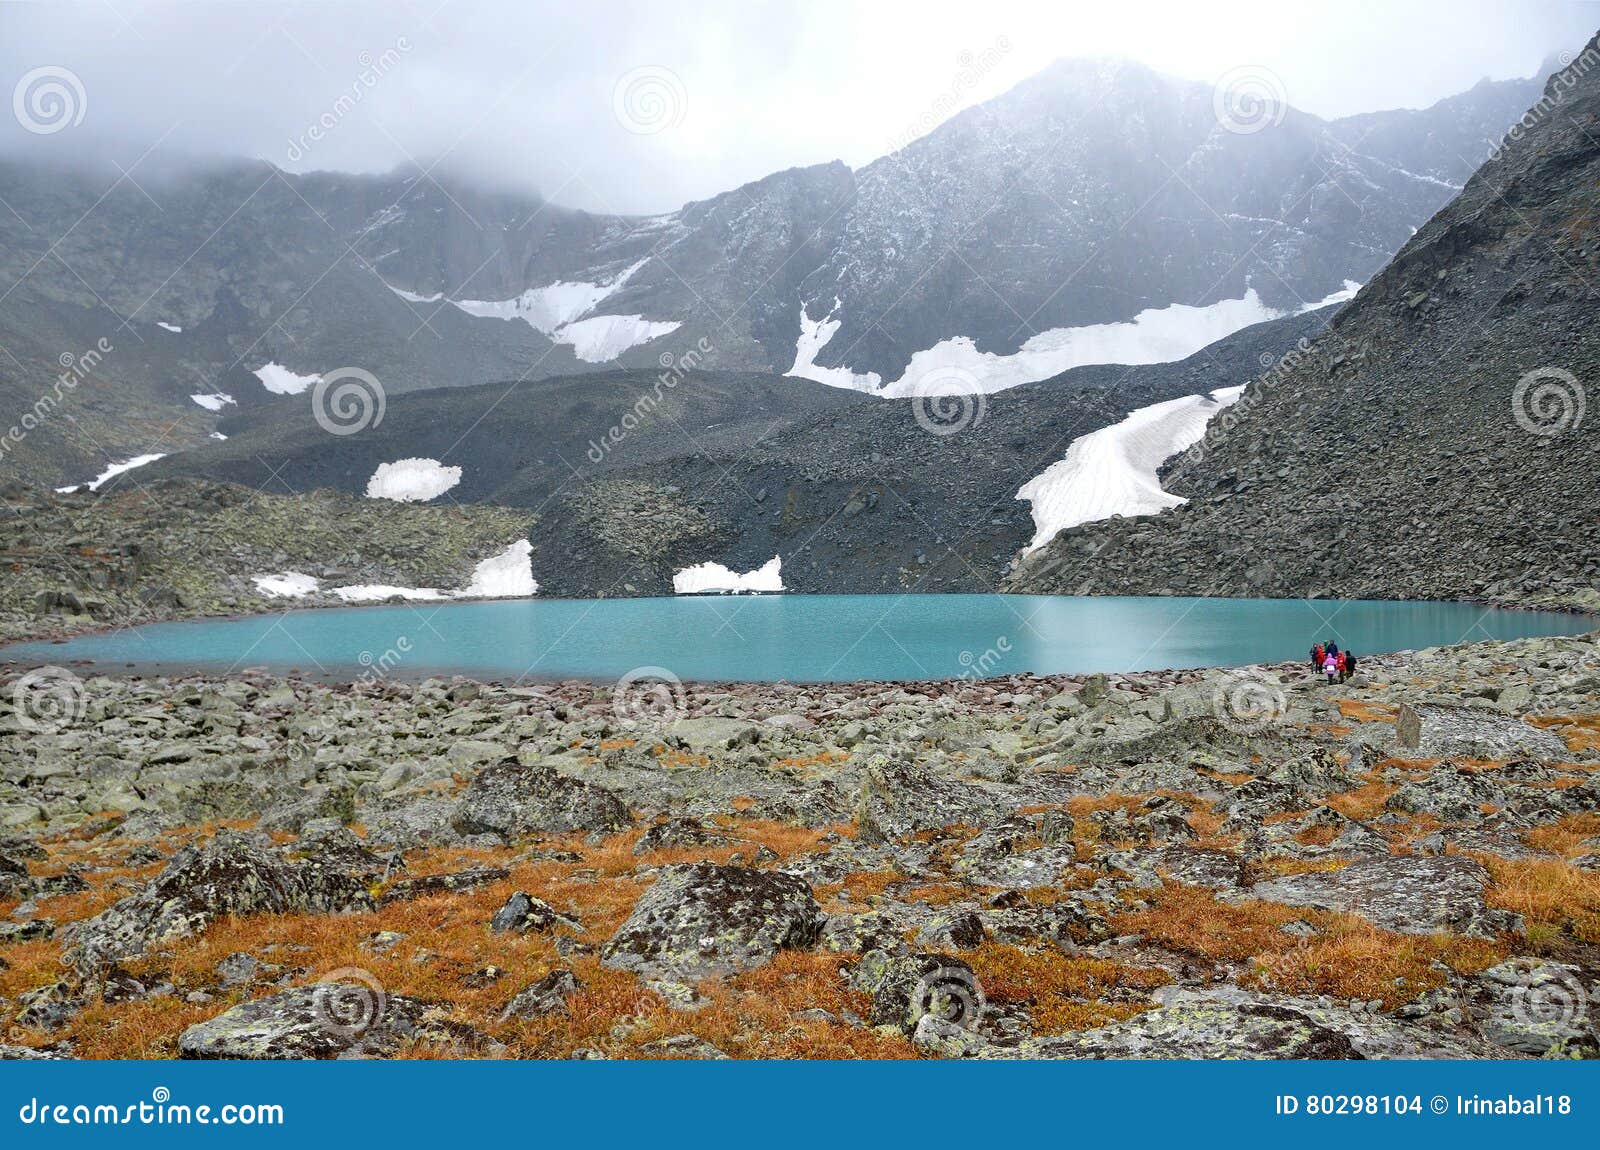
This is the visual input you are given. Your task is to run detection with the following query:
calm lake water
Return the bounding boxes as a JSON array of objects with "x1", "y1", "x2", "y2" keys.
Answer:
[{"x1": 5, "y1": 595, "x2": 1591, "y2": 683}]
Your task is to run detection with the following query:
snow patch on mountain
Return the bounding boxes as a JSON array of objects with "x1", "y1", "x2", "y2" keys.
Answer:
[
  {"x1": 792, "y1": 284, "x2": 1362, "y2": 398},
  {"x1": 190, "y1": 392, "x2": 235, "y2": 412},
  {"x1": 399, "y1": 259, "x2": 674, "y2": 362},
  {"x1": 559, "y1": 314, "x2": 682, "y2": 362},
  {"x1": 364, "y1": 458, "x2": 463, "y2": 503},
  {"x1": 388, "y1": 285, "x2": 442, "y2": 303},
  {"x1": 253, "y1": 362, "x2": 320, "y2": 395},
  {"x1": 673, "y1": 555, "x2": 784, "y2": 594},
  {"x1": 787, "y1": 300, "x2": 882, "y2": 392},
  {"x1": 1016, "y1": 385, "x2": 1245, "y2": 552},
  {"x1": 883, "y1": 291, "x2": 1287, "y2": 396},
  {"x1": 55, "y1": 453, "x2": 168, "y2": 494},
  {"x1": 1298, "y1": 279, "x2": 1362, "y2": 312},
  {"x1": 156, "y1": 321, "x2": 182, "y2": 333},
  {"x1": 253, "y1": 572, "x2": 320, "y2": 598}
]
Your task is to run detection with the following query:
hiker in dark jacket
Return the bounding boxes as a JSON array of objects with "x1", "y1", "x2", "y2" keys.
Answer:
[
  {"x1": 1311, "y1": 643, "x2": 1324, "y2": 671},
  {"x1": 1342, "y1": 650, "x2": 1357, "y2": 682}
]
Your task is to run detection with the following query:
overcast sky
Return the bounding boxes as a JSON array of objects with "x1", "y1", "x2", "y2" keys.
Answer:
[{"x1": 1, "y1": 0, "x2": 1595, "y2": 213}]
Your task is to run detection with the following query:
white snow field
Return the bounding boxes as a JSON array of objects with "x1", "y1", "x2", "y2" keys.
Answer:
[
  {"x1": 156, "y1": 321, "x2": 182, "y2": 333},
  {"x1": 252, "y1": 362, "x2": 320, "y2": 395},
  {"x1": 189, "y1": 392, "x2": 235, "y2": 412},
  {"x1": 364, "y1": 458, "x2": 463, "y2": 503},
  {"x1": 250, "y1": 540, "x2": 538, "y2": 603},
  {"x1": 54, "y1": 453, "x2": 168, "y2": 494},
  {"x1": 672, "y1": 555, "x2": 785, "y2": 594},
  {"x1": 252, "y1": 572, "x2": 320, "y2": 598},
  {"x1": 460, "y1": 540, "x2": 539, "y2": 597},
  {"x1": 1016, "y1": 385, "x2": 1246, "y2": 552},
  {"x1": 332, "y1": 584, "x2": 450, "y2": 602},
  {"x1": 789, "y1": 283, "x2": 1362, "y2": 397},
  {"x1": 392, "y1": 259, "x2": 677, "y2": 363},
  {"x1": 558, "y1": 315, "x2": 683, "y2": 363},
  {"x1": 787, "y1": 300, "x2": 882, "y2": 392}
]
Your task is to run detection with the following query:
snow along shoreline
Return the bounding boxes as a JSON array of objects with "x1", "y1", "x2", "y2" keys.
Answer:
[
  {"x1": 252, "y1": 541, "x2": 538, "y2": 604},
  {"x1": 1015, "y1": 385, "x2": 1246, "y2": 552},
  {"x1": 672, "y1": 556, "x2": 785, "y2": 594}
]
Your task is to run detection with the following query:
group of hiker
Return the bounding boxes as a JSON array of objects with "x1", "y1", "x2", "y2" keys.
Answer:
[{"x1": 1310, "y1": 640, "x2": 1357, "y2": 684}]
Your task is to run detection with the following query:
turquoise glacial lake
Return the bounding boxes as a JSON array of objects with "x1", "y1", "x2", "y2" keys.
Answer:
[{"x1": 4, "y1": 595, "x2": 1591, "y2": 683}]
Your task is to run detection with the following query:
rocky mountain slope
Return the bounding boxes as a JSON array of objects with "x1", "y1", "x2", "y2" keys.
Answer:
[
  {"x1": 0, "y1": 631, "x2": 1595, "y2": 1058},
  {"x1": 129, "y1": 306, "x2": 1332, "y2": 596},
  {"x1": 0, "y1": 479, "x2": 531, "y2": 643},
  {"x1": 1008, "y1": 40, "x2": 1600, "y2": 610},
  {"x1": 0, "y1": 59, "x2": 1545, "y2": 486},
  {"x1": 797, "y1": 57, "x2": 1539, "y2": 388}
]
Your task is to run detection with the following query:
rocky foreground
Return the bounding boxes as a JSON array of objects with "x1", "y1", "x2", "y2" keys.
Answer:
[{"x1": 1, "y1": 632, "x2": 1597, "y2": 1060}]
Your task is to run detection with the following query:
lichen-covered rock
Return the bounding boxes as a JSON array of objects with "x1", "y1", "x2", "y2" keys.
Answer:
[
  {"x1": 178, "y1": 985, "x2": 479, "y2": 1059},
  {"x1": 1466, "y1": 959, "x2": 1599, "y2": 1056},
  {"x1": 490, "y1": 891, "x2": 576, "y2": 934},
  {"x1": 914, "y1": 911, "x2": 985, "y2": 950},
  {"x1": 856, "y1": 756, "x2": 1008, "y2": 843},
  {"x1": 1250, "y1": 854, "x2": 1516, "y2": 937},
  {"x1": 282, "y1": 824, "x2": 392, "y2": 877},
  {"x1": 256, "y1": 783, "x2": 356, "y2": 834},
  {"x1": 633, "y1": 817, "x2": 732, "y2": 855},
  {"x1": 1102, "y1": 844, "x2": 1245, "y2": 890},
  {"x1": 1386, "y1": 762, "x2": 1506, "y2": 822},
  {"x1": 450, "y1": 758, "x2": 631, "y2": 843},
  {"x1": 639, "y1": 1033, "x2": 730, "y2": 1060},
  {"x1": 979, "y1": 986, "x2": 1507, "y2": 1059},
  {"x1": 601, "y1": 863, "x2": 823, "y2": 980},
  {"x1": 499, "y1": 969, "x2": 581, "y2": 1020},
  {"x1": 980, "y1": 898, "x2": 1112, "y2": 946},
  {"x1": 1218, "y1": 779, "x2": 1303, "y2": 827},
  {"x1": 957, "y1": 845, "x2": 1080, "y2": 889},
  {"x1": 853, "y1": 950, "x2": 985, "y2": 1036},
  {"x1": 379, "y1": 865, "x2": 509, "y2": 905},
  {"x1": 1395, "y1": 704, "x2": 1567, "y2": 760},
  {"x1": 63, "y1": 829, "x2": 374, "y2": 972}
]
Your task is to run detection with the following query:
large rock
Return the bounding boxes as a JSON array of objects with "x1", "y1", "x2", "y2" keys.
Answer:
[
  {"x1": 1466, "y1": 959, "x2": 1599, "y2": 1057},
  {"x1": 601, "y1": 863, "x2": 823, "y2": 980},
  {"x1": 855, "y1": 756, "x2": 1008, "y2": 843},
  {"x1": 1102, "y1": 845, "x2": 1246, "y2": 890},
  {"x1": 178, "y1": 985, "x2": 477, "y2": 1059},
  {"x1": 1386, "y1": 762, "x2": 1505, "y2": 822},
  {"x1": 853, "y1": 949, "x2": 986, "y2": 1036},
  {"x1": 976, "y1": 985, "x2": 1510, "y2": 1059},
  {"x1": 450, "y1": 757, "x2": 631, "y2": 843},
  {"x1": 499, "y1": 969, "x2": 582, "y2": 1020},
  {"x1": 63, "y1": 830, "x2": 373, "y2": 972},
  {"x1": 1249, "y1": 854, "x2": 1517, "y2": 937},
  {"x1": 1394, "y1": 704, "x2": 1567, "y2": 760}
]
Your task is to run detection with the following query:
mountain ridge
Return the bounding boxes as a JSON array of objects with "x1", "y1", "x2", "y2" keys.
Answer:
[{"x1": 0, "y1": 54, "x2": 1551, "y2": 486}]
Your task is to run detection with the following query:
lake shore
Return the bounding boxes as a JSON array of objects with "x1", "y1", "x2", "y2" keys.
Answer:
[{"x1": 1, "y1": 628, "x2": 1596, "y2": 1059}]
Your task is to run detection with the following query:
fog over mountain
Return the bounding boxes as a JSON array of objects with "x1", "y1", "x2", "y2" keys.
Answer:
[{"x1": 0, "y1": 0, "x2": 1592, "y2": 212}]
